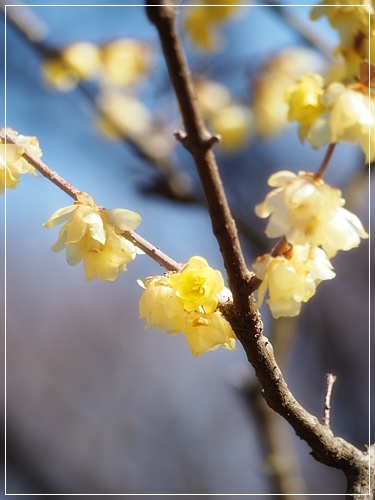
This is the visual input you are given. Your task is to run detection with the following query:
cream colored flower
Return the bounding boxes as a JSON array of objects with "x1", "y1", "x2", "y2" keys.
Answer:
[
  {"x1": 100, "y1": 39, "x2": 152, "y2": 87},
  {"x1": 0, "y1": 129, "x2": 40, "y2": 193},
  {"x1": 307, "y1": 84, "x2": 375, "y2": 162},
  {"x1": 255, "y1": 170, "x2": 368, "y2": 257},
  {"x1": 195, "y1": 80, "x2": 232, "y2": 119},
  {"x1": 168, "y1": 256, "x2": 224, "y2": 314},
  {"x1": 210, "y1": 104, "x2": 253, "y2": 151},
  {"x1": 138, "y1": 276, "x2": 186, "y2": 334},
  {"x1": 252, "y1": 244, "x2": 335, "y2": 318},
  {"x1": 96, "y1": 91, "x2": 152, "y2": 140},
  {"x1": 44, "y1": 191, "x2": 142, "y2": 281}
]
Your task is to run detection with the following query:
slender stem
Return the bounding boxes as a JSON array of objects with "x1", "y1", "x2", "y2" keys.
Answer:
[
  {"x1": 1, "y1": 129, "x2": 182, "y2": 273},
  {"x1": 316, "y1": 143, "x2": 336, "y2": 179},
  {"x1": 322, "y1": 373, "x2": 337, "y2": 428}
]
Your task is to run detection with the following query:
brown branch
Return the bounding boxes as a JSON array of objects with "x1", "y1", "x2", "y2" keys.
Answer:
[
  {"x1": 1, "y1": 129, "x2": 182, "y2": 273},
  {"x1": 146, "y1": 2, "x2": 252, "y2": 311},
  {"x1": 146, "y1": 2, "x2": 374, "y2": 496},
  {"x1": 316, "y1": 143, "x2": 336, "y2": 179},
  {"x1": 322, "y1": 373, "x2": 337, "y2": 428}
]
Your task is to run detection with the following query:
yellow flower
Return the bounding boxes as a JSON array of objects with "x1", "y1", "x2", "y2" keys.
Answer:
[
  {"x1": 183, "y1": 311, "x2": 236, "y2": 356},
  {"x1": 284, "y1": 73, "x2": 326, "y2": 127},
  {"x1": 100, "y1": 39, "x2": 152, "y2": 87},
  {"x1": 138, "y1": 272, "x2": 236, "y2": 356},
  {"x1": 252, "y1": 244, "x2": 335, "y2": 318},
  {"x1": 183, "y1": 1, "x2": 240, "y2": 51},
  {"x1": 252, "y1": 49, "x2": 326, "y2": 137},
  {"x1": 138, "y1": 276, "x2": 186, "y2": 334},
  {"x1": 44, "y1": 191, "x2": 142, "y2": 281},
  {"x1": 0, "y1": 129, "x2": 40, "y2": 193},
  {"x1": 168, "y1": 256, "x2": 224, "y2": 314},
  {"x1": 311, "y1": 0, "x2": 371, "y2": 34},
  {"x1": 255, "y1": 170, "x2": 368, "y2": 257}
]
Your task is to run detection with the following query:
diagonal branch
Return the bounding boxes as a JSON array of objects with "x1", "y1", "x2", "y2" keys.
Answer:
[{"x1": 1, "y1": 129, "x2": 182, "y2": 273}]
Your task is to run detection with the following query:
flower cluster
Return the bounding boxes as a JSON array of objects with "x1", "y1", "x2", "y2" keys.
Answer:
[
  {"x1": 253, "y1": 171, "x2": 368, "y2": 318},
  {"x1": 183, "y1": 0, "x2": 240, "y2": 51},
  {"x1": 311, "y1": 0, "x2": 374, "y2": 81},
  {"x1": 285, "y1": 74, "x2": 375, "y2": 162},
  {"x1": 44, "y1": 192, "x2": 142, "y2": 281},
  {"x1": 251, "y1": 48, "x2": 326, "y2": 138},
  {"x1": 42, "y1": 38, "x2": 153, "y2": 92},
  {"x1": 138, "y1": 256, "x2": 236, "y2": 356},
  {"x1": 0, "y1": 128, "x2": 40, "y2": 194},
  {"x1": 195, "y1": 79, "x2": 253, "y2": 151}
]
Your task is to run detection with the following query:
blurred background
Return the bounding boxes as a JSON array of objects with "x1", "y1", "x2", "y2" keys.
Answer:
[{"x1": 1, "y1": 0, "x2": 371, "y2": 496}]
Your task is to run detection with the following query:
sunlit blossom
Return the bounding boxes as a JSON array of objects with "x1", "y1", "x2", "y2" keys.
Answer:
[{"x1": 44, "y1": 191, "x2": 142, "y2": 281}]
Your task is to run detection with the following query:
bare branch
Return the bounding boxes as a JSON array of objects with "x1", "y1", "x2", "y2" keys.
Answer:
[
  {"x1": 322, "y1": 373, "x2": 337, "y2": 428},
  {"x1": 146, "y1": 3, "x2": 373, "y2": 495},
  {"x1": 146, "y1": 1, "x2": 253, "y2": 311},
  {"x1": 1, "y1": 129, "x2": 182, "y2": 273}
]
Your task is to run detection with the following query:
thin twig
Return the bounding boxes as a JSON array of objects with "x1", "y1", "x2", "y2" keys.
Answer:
[
  {"x1": 1, "y1": 129, "x2": 182, "y2": 273},
  {"x1": 322, "y1": 373, "x2": 337, "y2": 428},
  {"x1": 316, "y1": 143, "x2": 336, "y2": 179}
]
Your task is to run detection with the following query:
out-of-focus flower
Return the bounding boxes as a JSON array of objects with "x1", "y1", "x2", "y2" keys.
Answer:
[
  {"x1": 183, "y1": 1, "x2": 240, "y2": 51},
  {"x1": 0, "y1": 128, "x2": 40, "y2": 193},
  {"x1": 168, "y1": 256, "x2": 224, "y2": 314},
  {"x1": 310, "y1": 0, "x2": 374, "y2": 81},
  {"x1": 255, "y1": 170, "x2": 368, "y2": 257},
  {"x1": 311, "y1": 0, "x2": 371, "y2": 33},
  {"x1": 42, "y1": 43, "x2": 102, "y2": 91},
  {"x1": 138, "y1": 256, "x2": 236, "y2": 356},
  {"x1": 195, "y1": 79, "x2": 253, "y2": 151},
  {"x1": 195, "y1": 80, "x2": 232, "y2": 118},
  {"x1": 252, "y1": 243, "x2": 335, "y2": 318},
  {"x1": 100, "y1": 39, "x2": 152, "y2": 87},
  {"x1": 252, "y1": 49, "x2": 326, "y2": 137},
  {"x1": 96, "y1": 91, "x2": 152, "y2": 140},
  {"x1": 44, "y1": 191, "x2": 142, "y2": 281},
  {"x1": 210, "y1": 104, "x2": 254, "y2": 151}
]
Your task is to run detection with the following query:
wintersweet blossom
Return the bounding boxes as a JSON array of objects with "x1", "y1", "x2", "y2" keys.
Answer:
[
  {"x1": 168, "y1": 256, "x2": 224, "y2": 314},
  {"x1": 138, "y1": 257, "x2": 236, "y2": 356},
  {"x1": 0, "y1": 129, "x2": 40, "y2": 193},
  {"x1": 255, "y1": 170, "x2": 368, "y2": 257},
  {"x1": 252, "y1": 48, "x2": 326, "y2": 137},
  {"x1": 44, "y1": 191, "x2": 142, "y2": 281},
  {"x1": 183, "y1": 1, "x2": 240, "y2": 51},
  {"x1": 252, "y1": 244, "x2": 335, "y2": 318},
  {"x1": 307, "y1": 84, "x2": 375, "y2": 162},
  {"x1": 284, "y1": 73, "x2": 325, "y2": 128}
]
